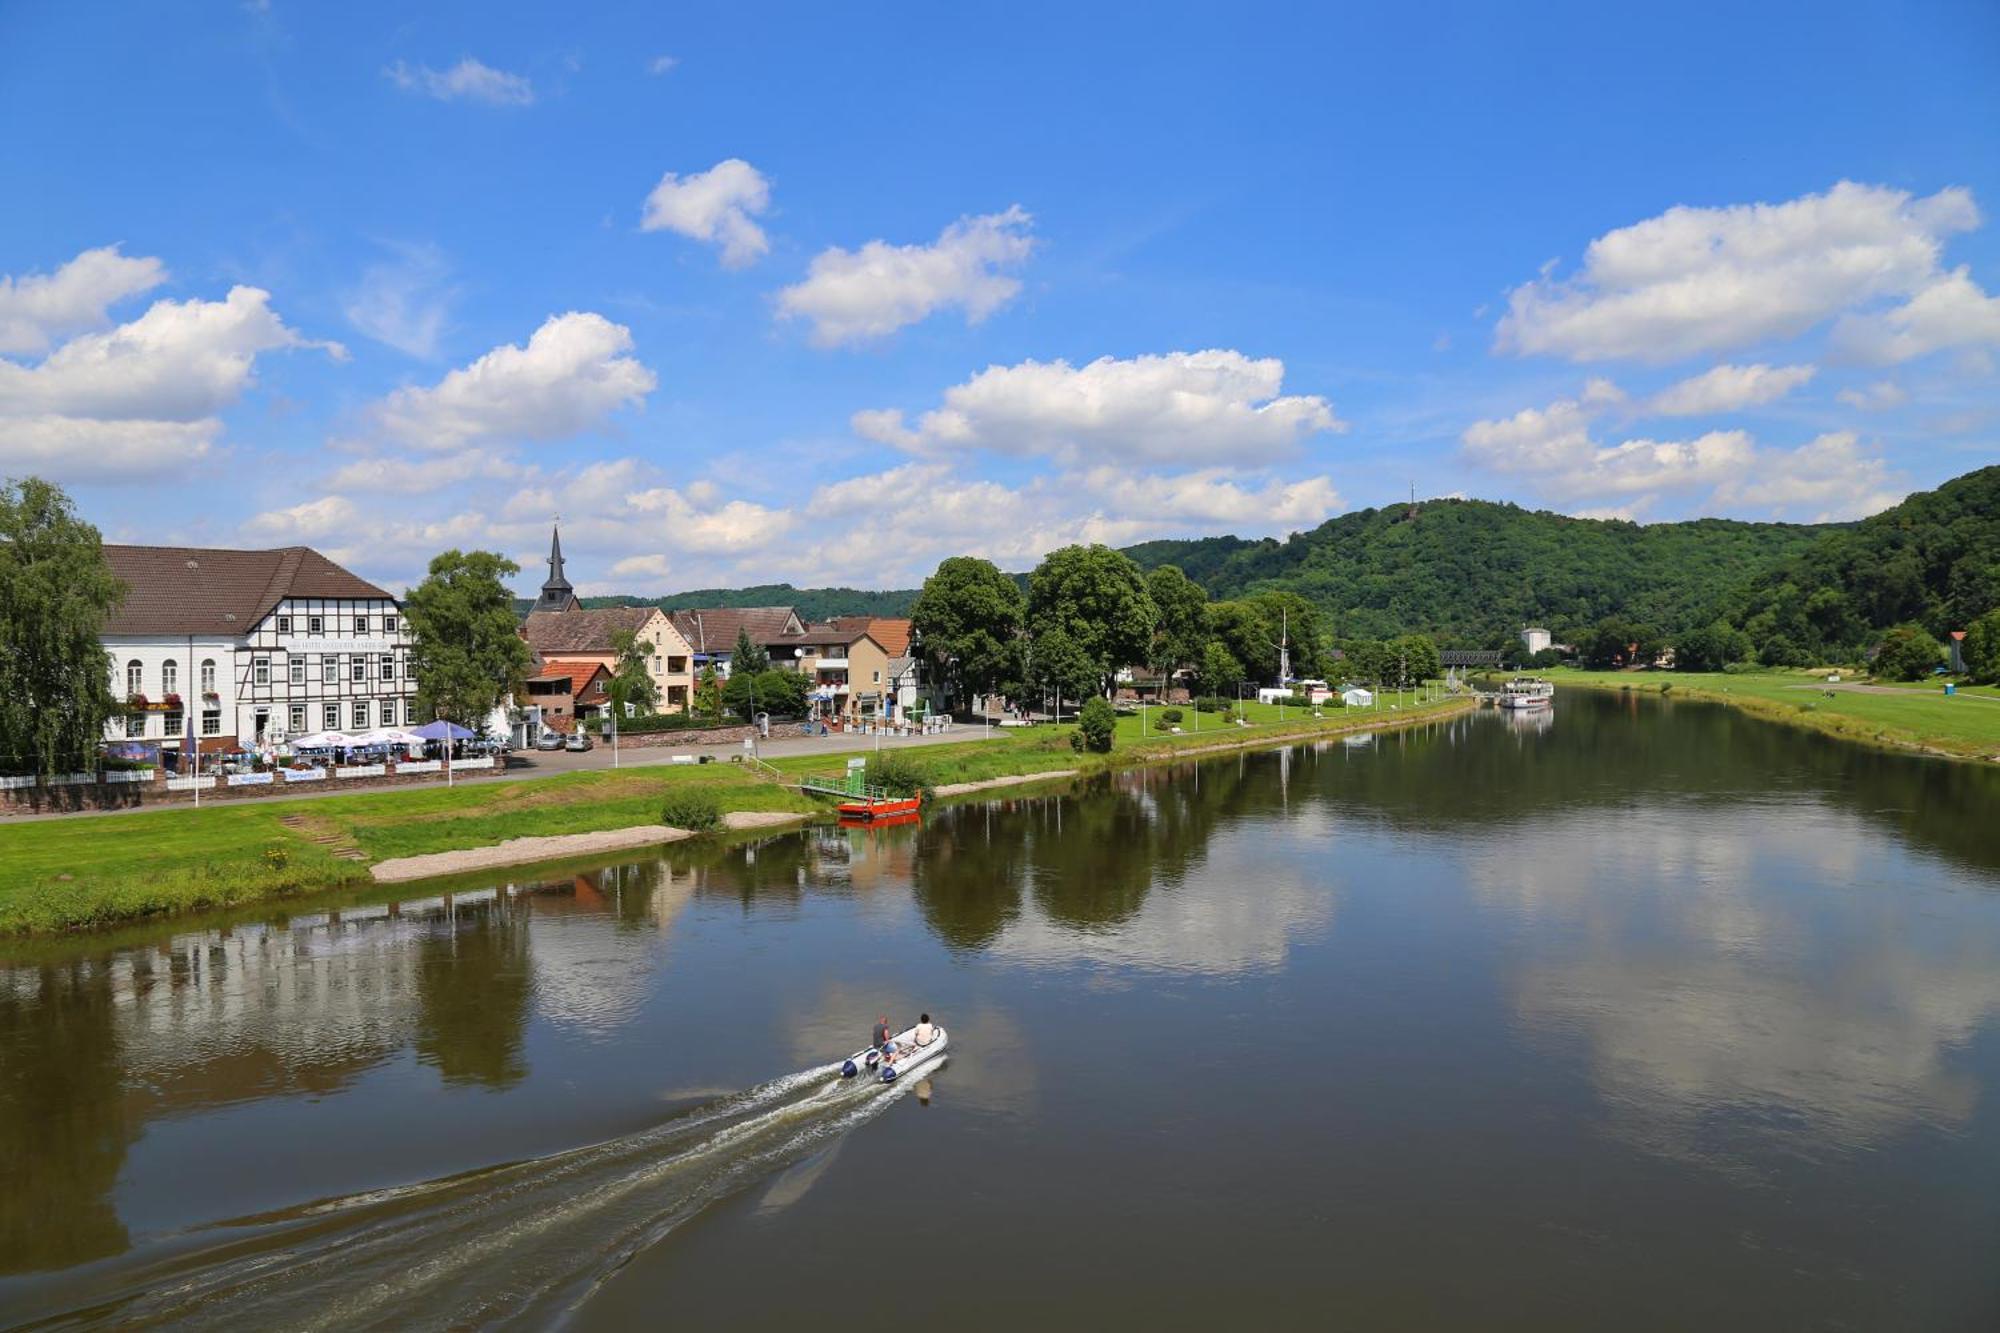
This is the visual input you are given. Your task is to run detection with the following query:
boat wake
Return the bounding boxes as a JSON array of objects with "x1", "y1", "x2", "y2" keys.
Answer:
[{"x1": 13, "y1": 1062, "x2": 932, "y2": 1331}]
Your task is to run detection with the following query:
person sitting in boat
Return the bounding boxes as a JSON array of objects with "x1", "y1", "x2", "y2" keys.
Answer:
[
  {"x1": 912, "y1": 1013, "x2": 936, "y2": 1047},
  {"x1": 873, "y1": 1015, "x2": 897, "y2": 1058}
]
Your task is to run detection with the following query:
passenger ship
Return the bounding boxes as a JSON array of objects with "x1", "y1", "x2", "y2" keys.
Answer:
[{"x1": 1497, "y1": 676, "x2": 1556, "y2": 710}]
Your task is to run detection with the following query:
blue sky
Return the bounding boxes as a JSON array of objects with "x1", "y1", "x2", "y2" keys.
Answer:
[{"x1": 2, "y1": 1, "x2": 1995, "y2": 595}]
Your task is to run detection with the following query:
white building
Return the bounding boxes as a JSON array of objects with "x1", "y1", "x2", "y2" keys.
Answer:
[
  {"x1": 1521, "y1": 626, "x2": 1552, "y2": 656},
  {"x1": 102, "y1": 544, "x2": 415, "y2": 763}
]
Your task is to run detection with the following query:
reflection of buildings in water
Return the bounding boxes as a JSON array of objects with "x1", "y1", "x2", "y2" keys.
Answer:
[
  {"x1": 0, "y1": 895, "x2": 518, "y2": 1275},
  {"x1": 1469, "y1": 806, "x2": 2000, "y2": 1157}
]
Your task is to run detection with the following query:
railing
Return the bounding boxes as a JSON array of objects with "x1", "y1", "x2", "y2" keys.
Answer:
[{"x1": 798, "y1": 771, "x2": 892, "y2": 801}]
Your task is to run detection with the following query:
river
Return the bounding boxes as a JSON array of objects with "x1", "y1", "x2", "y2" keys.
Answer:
[{"x1": 3, "y1": 691, "x2": 1999, "y2": 1330}]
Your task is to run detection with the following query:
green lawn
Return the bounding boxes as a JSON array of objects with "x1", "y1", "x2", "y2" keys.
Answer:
[{"x1": 1548, "y1": 668, "x2": 2000, "y2": 759}]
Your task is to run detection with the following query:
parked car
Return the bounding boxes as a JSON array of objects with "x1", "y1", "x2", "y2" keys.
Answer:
[
  {"x1": 535, "y1": 731, "x2": 565, "y2": 751},
  {"x1": 565, "y1": 732, "x2": 593, "y2": 753}
]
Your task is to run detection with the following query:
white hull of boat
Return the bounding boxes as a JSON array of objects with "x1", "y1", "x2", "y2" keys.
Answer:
[{"x1": 839, "y1": 1024, "x2": 949, "y2": 1083}]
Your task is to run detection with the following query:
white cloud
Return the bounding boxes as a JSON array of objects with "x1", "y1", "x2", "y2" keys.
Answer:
[
  {"x1": 243, "y1": 494, "x2": 359, "y2": 541},
  {"x1": 776, "y1": 206, "x2": 1035, "y2": 345},
  {"x1": 0, "y1": 285, "x2": 332, "y2": 421},
  {"x1": 1835, "y1": 380, "x2": 1909, "y2": 411},
  {"x1": 0, "y1": 245, "x2": 166, "y2": 355},
  {"x1": 0, "y1": 415, "x2": 214, "y2": 482},
  {"x1": 1831, "y1": 266, "x2": 2000, "y2": 364},
  {"x1": 853, "y1": 349, "x2": 1344, "y2": 465},
  {"x1": 1497, "y1": 182, "x2": 1981, "y2": 362},
  {"x1": 1711, "y1": 431, "x2": 1906, "y2": 520},
  {"x1": 640, "y1": 159, "x2": 772, "y2": 269},
  {"x1": 1465, "y1": 385, "x2": 1904, "y2": 520},
  {"x1": 646, "y1": 54, "x2": 678, "y2": 76},
  {"x1": 371, "y1": 311, "x2": 655, "y2": 450},
  {"x1": 343, "y1": 242, "x2": 455, "y2": 358},
  {"x1": 1074, "y1": 467, "x2": 1342, "y2": 528},
  {"x1": 1648, "y1": 363, "x2": 1815, "y2": 416},
  {"x1": 325, "y1": 450, "x2": 531, "y2": 492},
  {"x1": 385, "y1": 57, "x2": 534, "y2": 107},
  {"x1": 0, "y1": 282, "x2": 336, "y2": 485}
]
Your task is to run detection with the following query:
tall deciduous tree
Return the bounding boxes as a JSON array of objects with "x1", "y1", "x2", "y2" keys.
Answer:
[
  {"x1": 909, "y1": 555, "x2": 1027, "y2": 703},
  {"x1": 1029, "y1": 625, "x2": 1100, "y2": 711},
  {"x1": 1965, "y1": 609, "x2": 2000, "y2": 684},
  {"x1": 405, "y1": 550, "x2": 533, "y2": 732},
  {"x1": 1872, "y1": 624, "x2": 1941, "y2": 681},
  {"x1": 1146, "y1": 564, "x2": 1210, "y2": 678},
  {"x1": 609, "y1": 628, "x2": 658, "y2": 715},
  {"x1": 1198, "y1": 640, "x2": 1244, "y2": 697},
  {"x1": 0, "y1": 477, "x2": 123, "y2": 774},
  {"x1": 1027, "y1": 544, "x2": 1156, "y2": 693}
]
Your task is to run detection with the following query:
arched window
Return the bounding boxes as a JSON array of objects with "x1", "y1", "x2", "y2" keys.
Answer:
[
  {"x1": 201, "y1": 659, "x2": 217, "y2": 692},
  {"x1": 126, "y1": 660, "x2": 143, "y2": 697},
  {"x1": 162, "y1": 660, "x2": 178, "y2": 695}
]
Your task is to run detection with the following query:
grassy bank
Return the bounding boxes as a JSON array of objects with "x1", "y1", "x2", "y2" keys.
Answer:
[
  {"x1": 0, "y1": 696, "x2": 1469, "y2": 937},
  {"x1": 1549, "y1": 668, "x2": 2000, "y2": 762}
]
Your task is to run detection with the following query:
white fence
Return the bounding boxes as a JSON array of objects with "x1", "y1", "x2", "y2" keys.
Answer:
[
  {"x1": 335, "y1": 764, "x2": 386, "y2": 779},
  {"x1": 453, "y1": 756, "x2": 495, "y2": 771},
  {"x1": 104, "y1": 768, "x2": 156, "y2": 784},
  {"x1": 397, "y1": 760, "x2": 441, "y2": 774},
  {"x1": 166, "y1": 776, "x2": 216, "y2": 792}
]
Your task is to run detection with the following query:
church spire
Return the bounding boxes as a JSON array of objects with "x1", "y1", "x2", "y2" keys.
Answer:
[{"x1": 536, "y1": 523, "x2": 577, "y2": 612}]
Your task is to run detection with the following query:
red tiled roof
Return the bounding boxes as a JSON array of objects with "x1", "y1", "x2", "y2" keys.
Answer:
[
  {"x1": 102, "y1": 544, "x2": 394, "y2": 637},
  {"x1": 534, "y1": 660, "x2": 610, "y2": 699}
]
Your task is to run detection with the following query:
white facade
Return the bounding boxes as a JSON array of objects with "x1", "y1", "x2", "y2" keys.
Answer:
[
  {"x1": 104, "y1": 597, "x2": 414, "y2": 751},
  {"x1": 1522, "y1": 627, "x2": 1552, "y2": 656}
]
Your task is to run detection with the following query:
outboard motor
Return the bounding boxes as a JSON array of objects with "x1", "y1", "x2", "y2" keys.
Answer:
[
  {"x1": 841, "y1": 1059, "x2": 858, "y2": 1079},
  {"x1": 880, "y1": 1063, "x2": 898, "y2": 1083}
]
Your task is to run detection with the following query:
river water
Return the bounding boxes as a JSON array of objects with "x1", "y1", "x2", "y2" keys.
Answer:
[{"x1": 4, "y1": 691, "x2": 1999, "y2": 1330}]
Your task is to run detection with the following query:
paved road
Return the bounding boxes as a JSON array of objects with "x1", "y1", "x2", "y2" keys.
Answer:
[
  {"x1": 1785, "y1": 682, "x2": 2000, "y2": 703},
  {"x1": 5, "y1": 725, "x2": 1001, "y2": 823}
]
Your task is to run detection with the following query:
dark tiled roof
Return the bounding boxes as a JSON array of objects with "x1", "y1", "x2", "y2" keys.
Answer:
[
  {"x1": 521, "y1": 606, "x2": 661, "y2": 655},
  {"x1": 102, "y1": 544, "x2": 394, "y2": 637},
  {"x1": 669, "y1": 607, "x2": 802, "y2": 653}
]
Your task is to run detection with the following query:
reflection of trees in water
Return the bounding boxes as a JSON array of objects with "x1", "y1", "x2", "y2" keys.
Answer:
[
  {"x1": 415, "y1": 901, "x2": 533, "y2": 1088},
  {"x1": 0, "y1": 962, "x2": 132, "y2": 1274},
  {"x1": 911, "y1": 760, "x2": 1268, "y2": 947},
  {"x1": 1314, "y1": 693, "x2": 2000, "y2": 877}
]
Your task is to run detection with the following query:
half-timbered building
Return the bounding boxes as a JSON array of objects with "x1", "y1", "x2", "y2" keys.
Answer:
[{"x1": 101, "y1": 544, "x2": 415, "y2": 760}]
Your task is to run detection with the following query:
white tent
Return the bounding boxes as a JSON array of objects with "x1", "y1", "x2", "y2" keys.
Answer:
[
  {"x1": 1340, "y1": 687, "x2": 1374, "y2": 707},
  {"x1": 287, "y1": 730, "x2": 350, "y2": 749}
]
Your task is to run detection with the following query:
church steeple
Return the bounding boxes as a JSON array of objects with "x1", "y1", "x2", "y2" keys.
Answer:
[{"x1": 536, "y1": 523, "x2": 578, "y2": 613}]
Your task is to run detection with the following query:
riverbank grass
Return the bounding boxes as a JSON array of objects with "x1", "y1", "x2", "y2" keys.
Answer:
[
  {"x1": 1549, "y1": 668, "x2": 2000, "y2": 760},
  {"x1": 0, "y1": 697, "x2": 1472, "y2": 936}
]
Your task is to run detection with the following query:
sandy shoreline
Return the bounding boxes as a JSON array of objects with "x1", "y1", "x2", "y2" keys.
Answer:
[
  {"x1": 931, "y1": 770, "x2": 1080, "y2": 797},
  {"x1": 368, "y1": 809, "x2": 810, "y2": 884}
]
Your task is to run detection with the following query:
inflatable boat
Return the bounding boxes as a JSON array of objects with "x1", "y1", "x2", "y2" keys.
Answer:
[{"x1": 839, "y1": 1023, "x2": 949, "y2": 1083}]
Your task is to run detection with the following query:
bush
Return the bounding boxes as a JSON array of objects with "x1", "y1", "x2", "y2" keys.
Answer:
[
  {"x1": 723, "y1": 668, "x2": 810, "y2": 721},
  {"x1": 1873, "y1": 625, "x2": 1943, "y2": 682},
  {"x1": 1071, "y1": 696, "x2": 1116, "y2": 753},
  {"x1": 660, "y1": 787, "x2": 722, "y2": 832},
  {"x1": 262, "y1": 843, "x2": 291, "y2": 870},
  {"x1": 866, "y1": 752, "x2": 933, "y2": 799},
  {"x1": 1192, "y1": 696, "x2": 1225, "y2": 713},
  {"x1": 1161, "y1": 708, "x2": 1184, "y2": 724}
]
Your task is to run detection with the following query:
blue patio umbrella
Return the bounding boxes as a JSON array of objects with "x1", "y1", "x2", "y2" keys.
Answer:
[{"x1": 410, "y1": 719, "x2": 476, "y2": 741}]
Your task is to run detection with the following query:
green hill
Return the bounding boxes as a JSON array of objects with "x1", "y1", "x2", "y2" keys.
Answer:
[
  {"x1": 583, "y1": 583, "x2": 917, "y2": 620},
  {"x1": 1732, "y1": 464, "x2": 2000, "y2": 662},
  {"x1": 1123, "y1": 499, "x2": 1832, "y2": 643}
]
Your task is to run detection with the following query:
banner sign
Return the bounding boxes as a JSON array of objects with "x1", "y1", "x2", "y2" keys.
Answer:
[
  {"x1": 282, "y1": 768, "x2": 327, "y2": 783},
  {"x1": 227, "y1": 772, "x2": 275, "y2": 787}
]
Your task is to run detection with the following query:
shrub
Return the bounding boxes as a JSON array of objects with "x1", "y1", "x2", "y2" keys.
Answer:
[
  {"x1": 1071, "y1": 696, "x2": 1116, "y2": 753},
  {"x1": 866, "y1": 752, "x2": 933, "y2": 799},
  {"x1": 1162, "y1": 708, "x2": 1184, "y2": 724},
  {"x1": 1192, "y1": 696, "x2": 1224, "y2": 713},
  {"x1": 262, "y1": 843, "x2": 291, "y2": 870},
  {"x1": 660, "y1": 787, "x2": 722, "y2": 832},
  {"x1": 1873, "y1": 625, "x2": 1943, "y2": 682}
]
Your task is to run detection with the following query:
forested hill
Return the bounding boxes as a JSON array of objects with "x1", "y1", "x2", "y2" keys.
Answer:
[
  {"x1": 1732, "y1": 464, "x2": 2000, "y2": 662},
  {"x1": 1122, "y1": 500, "x2": 1833, "y2": 643},
  {"x1": 583, "y1": 584, "x2": 918, "y2": 619}
]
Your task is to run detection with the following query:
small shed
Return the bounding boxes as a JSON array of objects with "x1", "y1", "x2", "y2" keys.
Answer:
[{"x1": 1340, "y1": 686, "x2": 1374, "y2": 707}]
